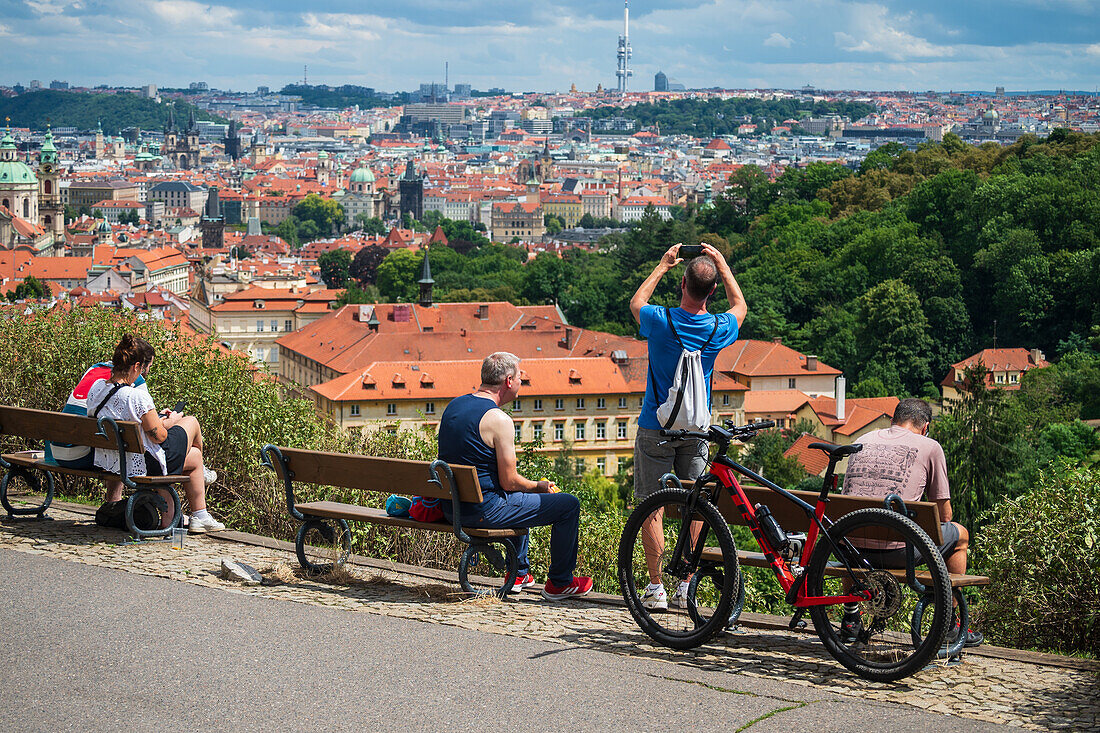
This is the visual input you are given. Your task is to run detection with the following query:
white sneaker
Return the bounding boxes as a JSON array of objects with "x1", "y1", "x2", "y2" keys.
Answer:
[
  {"x1": 188, "y1": 514, "x2": 225, "y2": 534},
  {"x1": 202, "y1": 467, "x2": 217, "y2": 485},
  {"x1": 641, "y1": 585, "x2": 668, "y2": 611},
  {"x1": 672, "y1": 581, "x2": 691, "y2": 609}
]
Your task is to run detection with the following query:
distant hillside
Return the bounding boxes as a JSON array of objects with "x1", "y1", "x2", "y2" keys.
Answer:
[
  {"x1": 579, "y1": 97, "x2": 877, "y2": 136},
  {"x1": 0, "y1": 91, "x2": 227, "y2": 135},
  {"x1": 280, "y1": 84, "x2": 407, "y2": 110}
]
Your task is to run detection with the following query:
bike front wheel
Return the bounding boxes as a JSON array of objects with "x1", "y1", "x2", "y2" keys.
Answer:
[
  {"x1": 618, "y1": 488, "x2": 739, "y2": 650},
  {"x1": 806, "y1": 507, "x2": 952, "y2": 682}
]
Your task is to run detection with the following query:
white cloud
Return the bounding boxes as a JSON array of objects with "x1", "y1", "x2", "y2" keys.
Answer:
[
  {"x1": 834, "y1": 5, "x2": 954, "y2": 60},
  {"x1": 764, "y1": 32, "x2": 793, "y2": 48}
]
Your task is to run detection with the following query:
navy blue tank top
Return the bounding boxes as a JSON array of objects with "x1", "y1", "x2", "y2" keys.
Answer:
[{"x1": 437, "y1": 394, "x2": 502, "y2": 497}]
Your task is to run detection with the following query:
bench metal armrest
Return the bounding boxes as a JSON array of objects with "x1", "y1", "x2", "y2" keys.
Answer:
[
  {"x1": 260, "y1": 444, "x2": 304, "y2": 521},
  {"x1": 96, "y1": 416, "x2": 137, "y2": 491},
  {"x1": 428, "y1": 458, "x2": 472, "y2": 545}
]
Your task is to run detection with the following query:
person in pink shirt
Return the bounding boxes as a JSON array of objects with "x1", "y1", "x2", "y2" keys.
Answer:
[{"x1": 842, "y1": 397, "x2": 982, "y2": 646}]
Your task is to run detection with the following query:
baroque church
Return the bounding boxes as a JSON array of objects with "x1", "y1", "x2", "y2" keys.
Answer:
[
  {"x1": 162, "y1": 107, "x2": 202, "y2": 170},
  {"x1": 0, "y1": 126, "x2": 63, "y2": 253}
]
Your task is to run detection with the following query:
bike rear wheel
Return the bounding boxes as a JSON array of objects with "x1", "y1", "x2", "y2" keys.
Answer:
[
  {"x1": 805, "y1": 507, "x2": 952, "y2": 682},
  {"x1": 618, "y1": 488, "x2": 739, "y2": 649}
]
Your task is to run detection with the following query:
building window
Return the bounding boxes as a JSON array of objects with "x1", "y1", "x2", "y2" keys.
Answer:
[
  {"x1": 256, "y1": 320, "x2": 264, "y2": 332},
  {"x1": 788, "y1": 378, "x2": 797, "y2": 389},
  {"x1": 638, "y1": 397, "x2": 644, "y2": 407},
  {"x1": 575, "y1": 422, "x2": 586, "y2": 440},
  {"x1": 597, "y1": 457, "x2": 607, "y2": 474},
  {"x1": 271, "y1": 320, "x2": 278, "y2": 332},
  {"x1": 618, "y1": 421, "x2": 628, "y2": 440},
  {"x1": 515, "y1": 423, "x2": 522, "y2": 441},
  {"x1": 285, "y1": 320, "x2": 293, "y2": 332},
  {"x1": 722, "y1": 394, "x2": 730, "y2": 406},
  {"x1": 596, "y1": 421, "x2": 606, "y2": 440},
  {"x1": 534, "y1": 398, "x2": 543, "y2": 411},
  {"x1": 597, "y1": 397, "x2": 606, "y2": 409},
  {"x1": 554, "y1": 423, "x2": 564, "y2": 441},
  {"x1": 619, "y1": 457, "x2": 629, "y2": 472},
  {"x1": 349, "y1": 404, "x2": 360, "y2": 416},
  {"x1": 425, "y1": 402, "x2": 435, "y2": 414},
  {"x1": 618, "y1": 397, "x2": 627, "y2": 409},
  {"x1": 533, "y1": 423, "x2": 544, "y2": 441},
  {"x1": 513, "y1": 399, "x2": 521, "y2": 412},
  {"x1": 555, "y1": 398, "x2": 564, "y2": 410},
  {"x1": 995, "y1": 373, "x2": 1005, "y2": 383},
  {"x1": 386, "y1": 403, "x2": 396, "y2": 415},
  {"x1": 575, "y1": 458, "x2": 586, "y2": 475},
  {"x1": 576, "y1": 398, "x2": 585, "y2": 409},
  {"x1": 1009, "y1": 373, "x2": 1018, "y2": 384}
]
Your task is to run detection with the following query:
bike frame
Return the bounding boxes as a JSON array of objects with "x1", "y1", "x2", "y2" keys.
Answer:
[{"x1": 691, "y1": 453, "x2": 873, "y2": 609}]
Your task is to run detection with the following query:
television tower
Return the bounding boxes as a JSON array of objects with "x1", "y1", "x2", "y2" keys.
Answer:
[{"x1": 616, "y1": 0, "x2": 632, "y2": 94}]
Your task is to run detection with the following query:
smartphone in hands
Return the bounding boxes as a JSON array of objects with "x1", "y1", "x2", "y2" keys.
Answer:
[
  {"x1": 173, "y1": 400, "x2": 186, "y2": 414},
  {"x1": 678, "y1": 243, "x2": 703, "y2": 259}
]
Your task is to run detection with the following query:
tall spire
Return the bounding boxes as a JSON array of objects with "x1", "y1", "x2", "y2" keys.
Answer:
[
  {"x1": 165, "y1": 106, "x2": 175, "y2": 133},
  {"x1": 417, "y1": 249, "x2": 434, "y2": 308},
  {"x1": 616, "y1": 1, "x2": 632, "y2": 95}
]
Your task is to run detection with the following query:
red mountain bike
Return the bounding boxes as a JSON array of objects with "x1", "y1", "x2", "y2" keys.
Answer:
[{"x1": 618, "y1": 420, "x2": 952, "y2": 682}]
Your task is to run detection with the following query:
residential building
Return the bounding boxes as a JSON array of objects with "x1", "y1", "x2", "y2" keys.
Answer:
[
  {"x1": 716, "y1": 340, "x2": 841, "y2": 397},
  {"x1": 149, "y1": 181, "x2": 207, "y2": 213},
  {"x1": 490, "y1": 201, "x2": 543, "y2": 242},
  {"x1": 940, "y1": 348, "x2": 1050, "y2": 401},
  {"x1": 65, "y1": 180, "x2": 141, "y2": 209},
  {"x1": 541, "y1": 192, "x2": 584, "y2": 227}
]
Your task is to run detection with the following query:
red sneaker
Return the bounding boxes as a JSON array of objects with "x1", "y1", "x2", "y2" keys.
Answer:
[
  {"x1": 509, "y1": 573, "x2": 535, "y2": 593},
  {"x1": 541, "y1": 576, "x2": 593, "y2": 601}
]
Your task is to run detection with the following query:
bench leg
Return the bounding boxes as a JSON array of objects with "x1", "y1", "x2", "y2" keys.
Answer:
[
  {"x1": 0, "y1": 466, "x2": 54, "y2": 520},
  {"x1": 296, "y1": 518, "x2": 352, "y2": 575},
  {"x1": 458, "y1": 540, "x2": 518, "y2": 599},
  {"x1": 911, "y1": 586, "x2": 968, "y2": 662},
  {"x1": 125, "y1": 488, "x2": 182, "y2": 540}
]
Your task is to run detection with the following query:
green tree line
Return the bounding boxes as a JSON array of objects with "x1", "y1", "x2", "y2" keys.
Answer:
[
  {"x1": 579, "y1": 97, "x2": 876, "y2": 136},
  {"x1": 0, "y1": 91, "x2": 226, "y2": 135}
]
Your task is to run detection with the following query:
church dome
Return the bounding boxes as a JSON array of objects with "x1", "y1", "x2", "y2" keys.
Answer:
[
  {"x1": 983, "y1": 108, "x2": 999, "y2": 120},
  {"x1": 0, "y1": 133, "x2": 37, "y2": 185},
  {"x1": 350, "y1": 166, "x2": 375, "y2": 183}
]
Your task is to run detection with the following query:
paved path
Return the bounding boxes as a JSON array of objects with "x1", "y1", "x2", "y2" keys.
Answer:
[{"x1": 1, "y1": 507, "x2": 1097, "y2": 731}]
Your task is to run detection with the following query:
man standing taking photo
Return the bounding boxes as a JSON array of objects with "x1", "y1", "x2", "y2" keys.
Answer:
[{"x1": 629, "y1": 243, "x2": 748, "y2": 610}]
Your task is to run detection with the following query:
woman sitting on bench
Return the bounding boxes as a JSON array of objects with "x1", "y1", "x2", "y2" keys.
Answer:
[{"x1": 86, "y1": 334, "x2": 226, "y2": 534}]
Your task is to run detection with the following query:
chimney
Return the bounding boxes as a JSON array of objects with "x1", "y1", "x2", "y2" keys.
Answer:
[
  {"x1": 476, "y1": 304, "x2": 488, "y2": 320},
  {"x1": 772, "y1": 337, "x2": 782, "y2": 344},
  {"x1": 835, "y1": 376, "x2": 846, "y2": 422},
  {"x1": 1030, "y1": 348, "x2": 1044, "y2": 364},
  {"x1": 560, "y1": 327, "x2": 573, "y2": 349},
  {"x1": 806, "y1": 354, "x2": 818, "y2": 371}
]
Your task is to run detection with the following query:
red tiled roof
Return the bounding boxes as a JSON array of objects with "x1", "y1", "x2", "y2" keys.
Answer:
[
  {"x1": 716, "y1": 340, "x2": 842, "y2": 378},
  {"x1": 743, "y1": 389, "x2": 811, "y2": 415},
  {"x1": 784, "y1": 433, "x2": 831, "y2": 476}
]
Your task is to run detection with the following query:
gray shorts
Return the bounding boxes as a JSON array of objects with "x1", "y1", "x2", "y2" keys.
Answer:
[
  {"x1": 861, "y1": 521, "x2": 962, "y2": 569},
  {"x1": 633, "y1": 427, "x2": 708, "y2": 502}
]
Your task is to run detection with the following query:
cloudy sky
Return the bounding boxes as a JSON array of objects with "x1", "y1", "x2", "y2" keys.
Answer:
[{"x1": 3, "y1": 0, "x2": 1099, "y2": 93}]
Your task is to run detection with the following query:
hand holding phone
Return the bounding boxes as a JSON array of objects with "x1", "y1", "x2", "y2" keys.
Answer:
[
  {"x1": 678, "y1": 243, "x2": 703, "y2": 259},
  {"x1": 173, "y1": 400, "x2": 186, "y2": 414}
]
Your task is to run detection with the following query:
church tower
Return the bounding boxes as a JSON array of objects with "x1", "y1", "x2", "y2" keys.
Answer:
[
  {"x1": 417, "y1": 248, "x2": 434, "y2": 308},
  {"x1": 37, "y1": 126, "x2": 64, "y2": 238},
  {"x1": 94, "y1": 120, "x2": 105, "y2": 159}
]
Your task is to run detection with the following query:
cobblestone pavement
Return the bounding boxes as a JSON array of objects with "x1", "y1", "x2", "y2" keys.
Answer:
[{"x1": 2, "y1": 507, "x2": 1097, "y2": 731}]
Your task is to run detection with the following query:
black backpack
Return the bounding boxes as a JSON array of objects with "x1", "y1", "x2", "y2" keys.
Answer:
[{"x1": 95, "y1": 494, "x2": 163, "y2": 531}]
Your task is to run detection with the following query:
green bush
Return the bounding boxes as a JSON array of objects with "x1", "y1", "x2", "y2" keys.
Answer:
[{"x1": 973, "y1": 465, "x2": 1100, "y2": 656}]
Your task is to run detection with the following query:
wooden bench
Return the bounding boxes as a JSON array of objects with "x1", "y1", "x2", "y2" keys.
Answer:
[
  {"x1": 259, "y1": 445, "x2": 527, "y2": 597},
  {"x1": 0, "y1": 404, "x2": 188, "y2": 538},
  {"x1": 696, "y1": 482, "x2": 989, "y2": 657}
]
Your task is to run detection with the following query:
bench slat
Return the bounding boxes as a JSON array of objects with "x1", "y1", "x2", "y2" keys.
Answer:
[
  {"x1": 297, "y1": 501, "x2": 527, "y2": 539},
  {"x1": 709, "y1": 485, "x2": 945, "y2": 546},
  {"x1": 1, "y1": 452, "x2": 187, "y2": 485},
  {"x1": 699, "y1": 547, "x2": 990, "y2": 588},
  {"x1": 0, "y1": 405, "x2": 144, "y2": 453},
  {"x1": 274, "y1": 447, "x2": 483, "y2": 504}
]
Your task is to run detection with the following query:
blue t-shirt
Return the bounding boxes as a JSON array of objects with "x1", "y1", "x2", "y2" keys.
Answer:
[{"x1": 639, "y1": 305, "x2": 739, "y2": 431}]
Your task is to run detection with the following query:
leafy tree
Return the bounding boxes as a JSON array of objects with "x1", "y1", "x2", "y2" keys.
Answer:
[
  {"x1": 521, "y1": 252, "x2": 571, "y2": 304},
  {"x1": 355, "y1": 215, "x2": 387, "y2": 235},
  {"x1": 1035, "y1": 421, "x2": 1100, "y2": 466},
  {"x1": 317, "y1": 248, "x2": 352, "y2": 289},
  {"x1": 336, "y1": 282, "x2": 381, "y2": 306},
  {"x1": 230, "y1": 246, "x2": 251, "y2": 260},
  {"x1": 293, "y1": 194, "x2": 344, "y2": 238},
  {"x1": 740, "y1": 428, "x2": 806, "y2": 488},
  {"x1": 859, "y1": 142, "x2": 907, "y2": 174},
  {"x1": 6, "y1": 275, "x2": 51, "y2": 302},
  {"x1": 544, "y1": 214, "x2": 564, "y2": 235},
  {"x1": 932, "y1": 365, "x2": 1036, "y2": 529},
  {"x1": 375, "y1": 248, "x2": 423, "y2": 302},
  {"x1": 349, "y1": 244, "x2": 389, "y2": 286},
  {"x1": 854, "y1": 279, "x2": 933, "y2": 395}
]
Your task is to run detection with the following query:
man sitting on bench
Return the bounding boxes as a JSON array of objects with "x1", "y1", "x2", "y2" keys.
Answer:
[
  {"x1": 438, "y1": 352, "x2": 592, "y2": 600},
  {"x1": 842, "y1": 397, "x2": 982, "y2": 647}
]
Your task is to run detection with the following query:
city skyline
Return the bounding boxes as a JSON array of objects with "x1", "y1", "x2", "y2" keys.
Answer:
[{"x1": 2, "y1": 0, "x2": 1100, "y2": 93}]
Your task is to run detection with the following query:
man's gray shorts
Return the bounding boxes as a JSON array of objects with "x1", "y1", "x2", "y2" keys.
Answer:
[{"x1": 633, "y1": 426, "x2": 708, "y2": 502}]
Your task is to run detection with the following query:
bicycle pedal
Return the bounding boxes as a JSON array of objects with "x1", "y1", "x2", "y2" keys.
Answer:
[{"x1": 788, "y1": 610, "x2": 807, "y2": 631}]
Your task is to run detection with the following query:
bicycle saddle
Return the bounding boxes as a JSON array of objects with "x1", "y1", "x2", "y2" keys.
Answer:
[{"x1": 808, "y1": 442, "x2": 863, "y2": 459}]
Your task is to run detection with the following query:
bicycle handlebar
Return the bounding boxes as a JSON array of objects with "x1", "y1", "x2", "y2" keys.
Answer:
[{"x1": 659, "y1": 420, "x2": 777, "y2": 444}]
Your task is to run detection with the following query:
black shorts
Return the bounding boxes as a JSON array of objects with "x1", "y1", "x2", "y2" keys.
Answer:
[
  {"x1": 54, "y1": 453, "x2": 97, "y2": 471},
  {"x1": 860, "y1": 521, "x2": 961, "y2": 569},
  {"x1": 145, "y1": 425, "x2": 187, "y2": 476}
]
